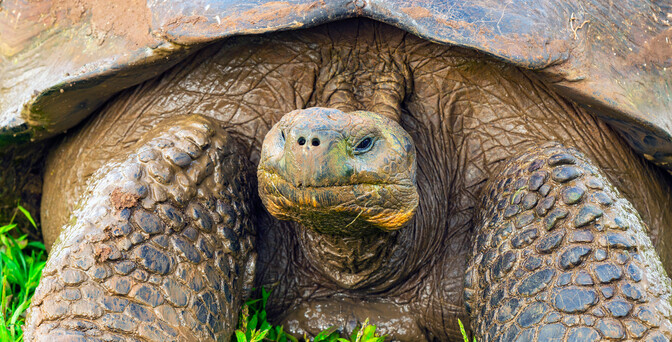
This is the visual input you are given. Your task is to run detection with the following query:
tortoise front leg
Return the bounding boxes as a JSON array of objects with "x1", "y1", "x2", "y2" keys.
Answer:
[
  {"x1": 465, "y1": 143, "x2": 672, "y2": 341},
  {"x1": 25, "y1": 115, "x2": 256, "y2": 341}
]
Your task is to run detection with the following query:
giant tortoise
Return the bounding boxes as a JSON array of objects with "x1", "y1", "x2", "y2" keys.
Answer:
[{"x1": 2, "y1": 0, "x2": 672, "y2": 341}]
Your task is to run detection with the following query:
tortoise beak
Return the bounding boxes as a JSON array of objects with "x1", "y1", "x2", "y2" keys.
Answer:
[{"x1": 281, "y1": 128, "x2": 354, "y2": 188}]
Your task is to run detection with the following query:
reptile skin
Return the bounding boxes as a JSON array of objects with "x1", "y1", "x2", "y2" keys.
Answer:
[{"x1": 28, "y1": 19, "x2": 672, "y2": 341}]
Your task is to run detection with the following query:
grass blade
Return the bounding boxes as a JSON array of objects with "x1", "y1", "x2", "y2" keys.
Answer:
[{"x1": 16, "y1": 207, "x2": 36, "y2": 229}]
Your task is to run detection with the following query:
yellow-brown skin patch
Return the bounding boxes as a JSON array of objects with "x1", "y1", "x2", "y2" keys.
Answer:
[{"x1": 258, "y1": 108, "x2": 418, "y2": 236}]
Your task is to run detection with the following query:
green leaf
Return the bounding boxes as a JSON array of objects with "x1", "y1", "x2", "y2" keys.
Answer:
[
  {"x1": 251, "y1": 328, "x2": 270, "y2": 342},
  {"x1": 458, "y1": 319, "x2": 469, "y2": 342},
  {"x1": 10, "y1": 300, "x2": 29, "y2": 326},
  {"x1": 350, "y1": 325, "x2": 360, "y2": 341},
  {"x1": 274, "y1": 326, "x2": 285, "y2": 342},
  {"x1": 248, "y1": 313, "x2": 258, "y2": 331},
  {"x1": 235, "y1": 330, "x2": 248, "y2": 342},
  {"x1": 262, "y1": 287, "x2": 270, "y2": 308},
  {"x1": 245, "y1": 298, "x2": 262, "y2": 307},
  {"x1": 0, "y1": 206, "x2": 47, "y2": 342},
  {"x1": 17, "y1": 206, "x2": 37, "y2": 228},
  {"x1": 362, "y1": 324, "x2": 376, "y2": 339},
  {"x1": 259, "y1": 309, "x2": 267, "y2": 324},
  {"x1": 314, "y1": 326, "x2": 339, "y2": 341},
  {"x1": 0, "y1": 224, "x2": 17, "y2": 235},
  {"x1": 26, "y1": 241, "x2": 45, "y2": 250}
]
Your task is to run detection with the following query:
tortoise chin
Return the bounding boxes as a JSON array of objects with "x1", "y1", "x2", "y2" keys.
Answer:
[
  {"x1": 257, "y1": 169, "x2": 418, "y2": 235},
  {"x1": 257, "y1": 107, "x2": 419, "y2": 236}
]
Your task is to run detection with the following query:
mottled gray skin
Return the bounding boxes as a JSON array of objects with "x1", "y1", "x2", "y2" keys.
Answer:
[
  {"x1": 26, "y1": 20, "x2": 672, "y2": 341},
  {"x1": 464, "y1": 144, "x2": 672, "y2": 341}
]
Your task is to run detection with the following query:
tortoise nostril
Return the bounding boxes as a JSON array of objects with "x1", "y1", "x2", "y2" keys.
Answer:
[
  {"x1": 311, "y1": 138, "x2": 320, "y2": 146},
  {"x1": 298, "y1": 137, "x2": 306, "y2": 145}
]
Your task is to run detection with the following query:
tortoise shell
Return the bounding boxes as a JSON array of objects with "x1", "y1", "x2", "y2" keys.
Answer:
[{"x1": 1, "y1": 0, "x2": 671, "y2": 170}]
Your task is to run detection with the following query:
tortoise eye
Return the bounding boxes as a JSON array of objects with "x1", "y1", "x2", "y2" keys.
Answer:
[{"x1": 355, "y1": 137, "x2": 374, "y2": 153}]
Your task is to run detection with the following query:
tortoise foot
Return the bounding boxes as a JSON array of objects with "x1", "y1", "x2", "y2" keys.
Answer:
[
  {"x1": 465, "y1": 143, "x2": 672, "y2": 341},
  {"x1": 25, "y1": 115, "x2": 256, "y2": 341}
]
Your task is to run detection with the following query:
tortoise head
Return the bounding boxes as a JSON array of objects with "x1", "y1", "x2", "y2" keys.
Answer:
[{"x1": 257, "y1": 107, "x2": 418, "y2": 236}]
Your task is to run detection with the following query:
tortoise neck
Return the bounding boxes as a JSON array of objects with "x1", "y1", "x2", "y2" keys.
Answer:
[{"x1": 299, "y1": 226, "x2": 401, "y2": 289}]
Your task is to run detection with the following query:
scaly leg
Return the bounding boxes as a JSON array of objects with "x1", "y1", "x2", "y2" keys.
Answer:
[
  {"x1": 25, "y1": 115, "x2": 256, "y2": 341},
  {"x1": 465, "y1": 143, "x2": 672, "y2": 341}
]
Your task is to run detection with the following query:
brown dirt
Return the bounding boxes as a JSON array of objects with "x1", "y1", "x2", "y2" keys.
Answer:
[
  {"x1": 51, "y1": 0, "x2": 155, "y2": 47},
  {"x1": 400, "y1": 7, "x2": 432, "y2": 19},
  {"x1": 236, "y1": 1, "x2": 326, "y2": 26},
  {"x1": 109, "y1": 188, "x2": 140, "y2": 211},
  {"x1": 435, "y1": 17, "x2": 476, "y2": 31},
  {"x1": 94, "y1": 244, "x2": 112, "y2": 262},
  {"x1": 159, "y1": 0, "x2": 326, "y2": 39},
  {"x1": 162, "y1": 15, "x2": 209, "y2": 31},
  {"x1": 1, "y1": 0, "x2": 155, "y2": 56},
  {"x1": 632, "y1": 27, "x2": 672, "y2": 67}
]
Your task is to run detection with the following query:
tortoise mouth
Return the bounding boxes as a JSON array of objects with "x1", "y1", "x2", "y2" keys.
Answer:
[{"x1": 257, "y1": 169, "x2": 418, "y2": 234}]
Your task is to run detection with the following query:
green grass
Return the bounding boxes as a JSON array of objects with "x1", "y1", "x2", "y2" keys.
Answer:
[
  {"x1": 0, "y1": 206, "x2": 47, "y2": 341},
  {"x1": 458, "y1": 319, "x2": 476, "y2": 342}
]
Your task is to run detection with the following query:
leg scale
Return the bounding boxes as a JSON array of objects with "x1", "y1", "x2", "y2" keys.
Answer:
[
  {"x1": 26, "y1": 115, "x2": 256, "y2": 341},
  {"x1": 465, "y1": 143, "x2": 672, "y2": 341}
]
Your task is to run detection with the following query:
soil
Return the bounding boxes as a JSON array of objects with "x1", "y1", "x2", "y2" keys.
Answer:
[
  {"x1": 109, "y1": 188, "x2": 140, "y2": 211},
  {"x1": 51, "y1": 0, "x2": 155, "y2": 47}
]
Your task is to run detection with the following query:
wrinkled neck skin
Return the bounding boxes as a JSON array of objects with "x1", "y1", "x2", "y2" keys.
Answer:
[{"x1": 298, "y1": 224, "x2": 404, "y2": 290}]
